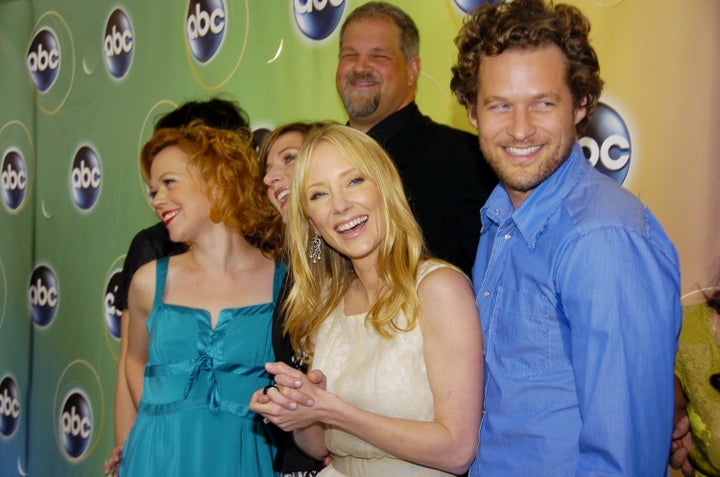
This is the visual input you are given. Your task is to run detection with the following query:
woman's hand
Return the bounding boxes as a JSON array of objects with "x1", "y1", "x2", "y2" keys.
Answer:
[
  {"x1": 103, "y1": 445, "x2": 122, "y2": 476},
  {"x1": 250, "y1": 361, "x2": 329, "y2": 431}
]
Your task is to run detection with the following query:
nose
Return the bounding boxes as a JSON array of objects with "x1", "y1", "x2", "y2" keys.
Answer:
[
  {"x1": 351, "y1": 54, "x2": 372, "y2": 73},
  {"x1": 331, "y1": 190, "x2": 352, "y2": 214},
  {"x1": 151, "y1": 188, "x2": 165, "y2": 210},
  {"x1": 507, "y1": 108, "x2": 536, "y2": 142},
  {"x1": 263, "y1": 167, "x2": 278, "y2": 187}
]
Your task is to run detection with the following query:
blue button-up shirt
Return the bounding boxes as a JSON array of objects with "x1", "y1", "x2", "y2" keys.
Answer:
[{"x1": 470, "y1": 144, "x2": 682, "y2": 477}]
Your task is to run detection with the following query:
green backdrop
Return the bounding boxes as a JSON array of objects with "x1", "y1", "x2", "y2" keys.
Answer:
[{"x1": 2, "y1": 1, "x2": 718, "y2": 476}]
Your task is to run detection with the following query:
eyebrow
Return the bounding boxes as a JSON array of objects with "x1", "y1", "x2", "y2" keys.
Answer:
[
  {"x1": 305, "y1": 167, "x2": 359, "y2": 190},
  {"x1": 483, "y1": 92, "x2": 562, "y2": 105}
]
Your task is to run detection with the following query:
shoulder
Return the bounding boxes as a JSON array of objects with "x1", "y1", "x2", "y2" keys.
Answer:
[
  {"x1": 416, "y1": 114, "x2": 477, "y2": 145},
  {"x1": 562, "y1": 169, "x2": 651, "y2": 237},
  {"x1": 130, "y1": 259, "x2": 158, "y2": 292},
  {"x1": 417, "y1": 260, "x2": 472, "y2": 299},
  {"x1": 680, "y1": 302, "x2": 713, "y2": 336}
]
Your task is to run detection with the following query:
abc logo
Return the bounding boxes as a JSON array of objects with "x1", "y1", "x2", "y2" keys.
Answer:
[
  {"x1": 104, "y1": 9, "x2": 133, "y2": 79},
  {"x1": 28, "y1": 265, "x2": 59, "y2": 327},
  {"x1": 70, "y1": 145, "x2": 102, "y2": 210},
  {"x1": 60, "y1": 391, "x2": 92, "y2": 459},
  {"x1": 26, "y1": 28, "x2": 60, "y2": 93},
  {"x1": 186, "y1": 0, "x2": 226, "y2": 63},
  {"x1": 453, "y1": 0, "x2": 504, "y2": 12},
  {"x1": 1, "y1": 148, "x2": 27, "y2": 211},
  {"x1": 294, "y1": 0, "x2": 345, "y2": 41},
  {"x1": 0, "y1": 377, "x2": 20, "y2": 438},
  {"x1": 104, "y1": 269, "x2": 123, "y2": 339},
  {"x1": 580, "y1": 102, "x2": 632, "y2": 185}
]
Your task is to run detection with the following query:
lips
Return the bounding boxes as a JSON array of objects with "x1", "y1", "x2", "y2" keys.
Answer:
[
  {"x1": 275, "y1": 188, "x2": 289, "y2": 207},
  {"x1": 335, "y1": 215, "x2": 368, "y2": 233},
  {"x1": 161, "y1": 209, "x2": 180, "y2": 225},
  {"x1": 348, "y1": 73, "x2": 381, "y2": 88},
  {"x1": 505, "y1": 145, "x2": 542, "y2": 156}
]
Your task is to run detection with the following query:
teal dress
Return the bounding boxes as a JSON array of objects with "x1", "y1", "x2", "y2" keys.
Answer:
[{"x1": 120, "y1": 257, "x2": 284, "y2": 477}]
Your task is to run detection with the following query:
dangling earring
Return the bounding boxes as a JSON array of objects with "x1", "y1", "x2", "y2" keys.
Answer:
[{"x1": 308, "y1": 233, "x2": 322, "y2": 264}]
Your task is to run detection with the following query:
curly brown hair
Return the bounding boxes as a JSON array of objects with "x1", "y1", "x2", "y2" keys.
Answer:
[
  {"x1": 141, "y1": 120, "x2": 282, "y2": 259},
  {"x1": 450, "y1": 0, "x2": 603, "y2": 135}
]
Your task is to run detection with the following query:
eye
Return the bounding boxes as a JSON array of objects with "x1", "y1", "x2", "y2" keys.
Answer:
[
  {"x1": 489, "y1": 102, "x2": 510, "y2": 112},
  {"x1": 349, "y1": 176, "x2": 364, "y2": 186},
  {"x1": 533, "y1": 101, "x2": 554, "y2": 111},
  {"x1": 148, "y1": 189, "x2": 158, "y2": 200},
  {"x1": 283, "y1": 153, "x2": 297, "y2": 165},
  {"x1": 309, "y1": 191, "x2": 326, "y2": 201},
  {"x1": 162, "y1": 178, "x2": 175, "y2": 187}
]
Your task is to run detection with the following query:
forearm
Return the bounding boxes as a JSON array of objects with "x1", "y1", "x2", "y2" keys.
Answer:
[
  {"x1": 124, "y1": 357, "x2": 145, "y2": 408},
  {"x1": 293, "y1": 423, "x2": 328, "y2": 461},
  {"x1": 319, "y1": 394, "x2": 477, "y2": 474},
  {"x1": 113, "y1": 311, "x2": 137, "y2": 445}
]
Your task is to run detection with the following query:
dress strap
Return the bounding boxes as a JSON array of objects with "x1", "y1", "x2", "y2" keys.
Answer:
[
  {"x1": 272, "y1": 261, "x2": 288, "y2": 304},
  {"x1": 416, "y1": 259, "x2": 449, "y2": 287},
  {"x1": 153, "y1": 256, "x2": 170, "y2": 308}
]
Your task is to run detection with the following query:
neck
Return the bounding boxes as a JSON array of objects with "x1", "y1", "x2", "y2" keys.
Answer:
[
  {"x1": 347, "y1": 96, "x2": 415, "y2": 134},
  {"x1": 350, "y1": 259, "x2": 383, "y2": 306},
  {"x1": 189, "y1": 227, "x2": 264, "y2": 274}
]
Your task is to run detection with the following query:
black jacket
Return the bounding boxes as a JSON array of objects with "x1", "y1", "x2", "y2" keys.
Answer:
[{"x1": 367, "y1": 102, "x2": 496, "y2": 276}]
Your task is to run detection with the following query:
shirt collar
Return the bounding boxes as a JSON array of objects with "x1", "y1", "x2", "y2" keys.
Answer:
[
  {"x1": 481, "y1": 143, "x2": 589, "y2": 249},
  {"x1": 365, "y1": 102, "x2": 418, "y2": 147}
]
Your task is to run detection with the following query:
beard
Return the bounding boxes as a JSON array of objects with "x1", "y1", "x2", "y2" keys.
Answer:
[
  {"x1": 480, "y1": 132, "x2": 576, "y2": 195},
  {"x1": 340, "y1": 73, "x2": 382, "y2": 118}
]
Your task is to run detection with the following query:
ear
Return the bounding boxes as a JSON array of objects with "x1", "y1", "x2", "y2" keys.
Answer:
[
  {"x1": 574, "y1": 96, "x2": 588, "y2": 126},
  {"x1": 467, "y1": 103, "x2": 479, "y2": 130},
  {"x1": 407, "y1": 56, "x2": 421, "y2": 85}
]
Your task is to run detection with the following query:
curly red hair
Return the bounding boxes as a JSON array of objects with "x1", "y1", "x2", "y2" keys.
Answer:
[{"x1": 141, "y1": 120, "x2": 282, "y2": 258}]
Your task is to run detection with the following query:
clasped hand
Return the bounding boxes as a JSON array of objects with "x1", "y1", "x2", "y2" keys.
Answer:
[{"x1": 250, "y1": 361, "x2": 327, "y2": 431}]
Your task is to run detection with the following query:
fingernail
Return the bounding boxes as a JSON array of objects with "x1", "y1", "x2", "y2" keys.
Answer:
[
  {"x1": 289, "y1": 402, "x2": 298, "y2": 410},
  {"x1": 294, "y1": 380, "x2": 302, "y2": 388},
  {"x1": 306, "y1": 399, "x2": 314, "y2": 406}
]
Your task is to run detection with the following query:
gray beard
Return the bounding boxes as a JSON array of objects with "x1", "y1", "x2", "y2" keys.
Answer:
[{"x1": 342, "y1": 91, "x2": 380, "y2": 118}]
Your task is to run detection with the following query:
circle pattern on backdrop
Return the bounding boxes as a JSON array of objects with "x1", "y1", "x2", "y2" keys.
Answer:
[
  {"x1": 0, "y1": 121, "x2": 35, "y2": 215},
  {"x1": 53, "y1": 360, "x2": 104, "y2": 463},
  {"x1": 26, "y1": 11, "x2": 75, "y2": 115}
]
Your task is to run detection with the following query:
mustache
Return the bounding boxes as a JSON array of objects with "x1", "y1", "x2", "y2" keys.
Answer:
[{"x1": 345, "y1": 72, "x2": 382, "y2": 84}]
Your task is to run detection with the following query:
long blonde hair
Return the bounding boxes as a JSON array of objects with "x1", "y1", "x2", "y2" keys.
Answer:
[{"x1": 283, "y1": 124, "x2": 427, "y2": 361}]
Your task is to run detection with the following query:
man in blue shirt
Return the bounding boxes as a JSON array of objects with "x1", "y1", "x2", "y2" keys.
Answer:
[{"x1": 450, "y1": 0, "x2": 682, "y2": 475}]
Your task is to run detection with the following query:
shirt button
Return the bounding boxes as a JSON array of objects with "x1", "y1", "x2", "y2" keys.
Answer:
[
  {"x1": 483, "y1": 291, "x2": 490, "y2": 297},
  {"x1": 504, "y1": 233, "x2": 511, "y2": 239}
]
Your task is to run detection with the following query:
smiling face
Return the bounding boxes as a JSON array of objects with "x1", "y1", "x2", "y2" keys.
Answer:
[
  {"x1": 303, "y1": 141, "x2": 386, "y2": 268},
  {"x1": 336, "y1": 17, "x2": 419, "y2": 132},
  {"x1": 263, "y1": 130, "x2": 304, "y2": 222},
  {"x1": 468, "y1": 44, "x2": 586, "y2": 208},
  {"x1": 148, "y1": 145, "x2": 212, "y2": 242}
]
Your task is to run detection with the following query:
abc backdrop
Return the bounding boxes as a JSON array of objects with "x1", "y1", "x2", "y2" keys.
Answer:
[{"x1": 1, "y1": 0, "x2": 718, "y2": 475}]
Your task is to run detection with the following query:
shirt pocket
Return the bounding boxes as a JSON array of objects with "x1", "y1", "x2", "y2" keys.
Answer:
[{"x1": 489, "y1": 287, "x2": 557, "y2": 379}]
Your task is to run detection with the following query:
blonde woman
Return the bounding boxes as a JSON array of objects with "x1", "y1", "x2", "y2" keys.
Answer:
[{"x1": 251, "y1": 124, "x2": 483, "y2": 476}]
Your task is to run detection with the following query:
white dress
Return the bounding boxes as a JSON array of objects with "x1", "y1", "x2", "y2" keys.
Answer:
[{"x1": 312, "y1": 260, "x2": 455, "y2": 476}]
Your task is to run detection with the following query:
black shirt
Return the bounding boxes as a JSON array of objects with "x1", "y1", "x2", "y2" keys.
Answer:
[
  {"x1": 367, "y1": 102, "x2": 497, "y2": 276},
  {"x1": 114, "y1": 222, "x2": 187, "y2": 311}
]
